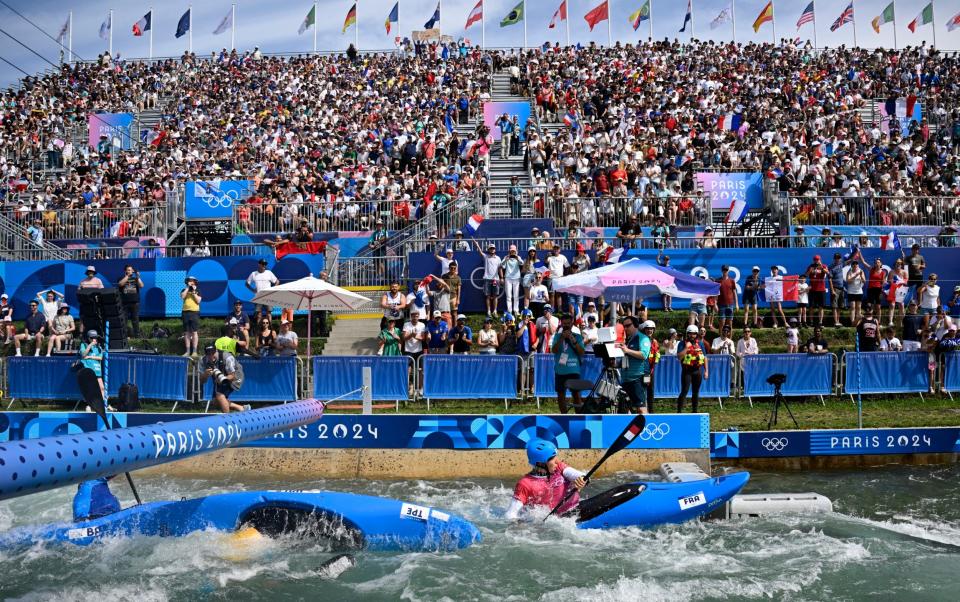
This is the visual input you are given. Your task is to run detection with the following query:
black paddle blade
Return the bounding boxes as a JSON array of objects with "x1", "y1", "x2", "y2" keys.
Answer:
[
  {"x1": 77, "y1": 367, "x2": 107, "y2": 424},
  {"x1": 317, "y1": 554, "x2": 356, "y2": 580},
  {"x1": 544, "y1": 413, "x2": 647, "y2": 521}
]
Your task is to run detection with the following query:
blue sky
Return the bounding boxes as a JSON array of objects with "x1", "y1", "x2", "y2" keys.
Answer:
[{"x1": 1, "y1": 0, "x2": 958, "y2": 86}]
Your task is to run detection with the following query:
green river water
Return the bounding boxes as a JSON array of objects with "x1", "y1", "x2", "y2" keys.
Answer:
[{"x1": 1, "y1": 464, "x2": 959, "y2": 601}]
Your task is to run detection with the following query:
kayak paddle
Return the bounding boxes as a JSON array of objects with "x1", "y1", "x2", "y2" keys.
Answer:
[
  {"x1": 316, "y1": 554, "x2": 357, "y2": 579},
  {"x1": 543, "y1": 413, "x2": 646, "y2": 521}
]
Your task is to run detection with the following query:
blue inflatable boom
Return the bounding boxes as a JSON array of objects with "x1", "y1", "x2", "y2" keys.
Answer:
[{"x1": 0, "y1": 399, "x2": 327, "y2": 502}]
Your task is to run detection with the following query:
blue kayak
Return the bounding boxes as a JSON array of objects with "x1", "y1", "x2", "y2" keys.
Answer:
[
  {"x1": 0, "y1": 490, "x2": 482, "y2": 552},
  {"x1": 576, "y1": 472, "x2": 750, "y2": 529}
]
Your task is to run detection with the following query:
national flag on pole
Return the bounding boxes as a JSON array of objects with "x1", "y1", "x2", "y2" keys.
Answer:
[
  {"x1": 99, "y1": 13, "x2": 111, "y2": 40},
  {"x1": 465, "y1": 0, "x2": 483, "y2": 29},
  {"x1": 872, "y1": 2, "x2": 895, "y2": 33},
  {"x1": 908, "y1": 3, "x2": 934, "y2": 33},
  {"x1": 175, "y1": 9, "x2": 191, "y2": 38},
  {"x1": 764, "y1": 276, "x2": 799, "y2": 303},
  {"x1": 465, "y1": 214, "x2": 484, "y2": 235},
  {"x1": 342, "y1": 3, "x2": 357, "y2": 33},
  {"x1": 213, "y1": 8, "x2": 233, "y2": 35},
  {"x1": 880, "y1": 232, "x2": 901, "y2": 251},
  {"x1": 680, "y1": 0, "x2": 692, "y2": 32},
  {"x1": 385, "y1": 2, "x2": 399, "y2": 34},
  {"x1": 753, "y1": 1, "x2": 774, "y2": 33},
  {"x1": 424, "y1": 2, "x2": 441, "y2": 29},
  {"x1": 948, "y1": 10, "x2": 960, "y2": 32},
  {"x1": 563, "y1": 110, "x2": 580, "y2": 129},
  {"x1": 602, "y1": 247, "x2": 625, "y2": 264},
  {"x1": 501, "y1": 1, "x2": 524, "y2": 27},
  {"x1": 584, "y1": 0, "x2": 609, "y2": 32},
  {"x1": 710, "y1": 5, "x2": 732, "y2": 30},
  {"x1": 725, "y1": 198, "x2": 749, "y2": 223},
  {"x1": 299, "y1": 5, "x2": 317, "y2": 35},
  {"x1": 132, "y1": 11, "x2": 152, "y2": 36},
  {"x1": 831, "y1": 2, "x2": 855, "y2": 32},
  {"x1": 717, "y1": 113, "x2": 743, "y2": 131},
  {"x1": 797, "y1": 2, "x2": 815, "y2": 29},
  {"x1": 629, "y1": 1, "x2": 651, "y2": 31},
  {"x1": 56, "y1": 15, "x2": 70, "y2": 44},
  {"x1": 275, "y1": 240, "x2": 328, "y2": 260},
  {"x1": 549, "y1": 0, "x2": 567, "y2": 29}
]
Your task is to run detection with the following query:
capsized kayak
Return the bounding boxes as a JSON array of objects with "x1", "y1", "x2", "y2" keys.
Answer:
[
  {"x1": 0, "y1": 490, "x2": 482, "y2": 552},
  {"x1": 576, "y1": 471, "x2": 750, "y2": 529}
]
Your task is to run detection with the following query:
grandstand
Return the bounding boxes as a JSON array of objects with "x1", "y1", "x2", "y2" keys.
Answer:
[{"x1": 1, "y1": 39, "x2": 959, "y2": 411}]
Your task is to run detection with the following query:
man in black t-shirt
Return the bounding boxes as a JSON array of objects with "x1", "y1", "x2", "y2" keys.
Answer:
[
  {"x1": 616, "y1": 214, "x2": 642, "y2": 248},
  {"x1": 905, "y1": 244, "x2": 926, "y2": 300},
  {"x1": 855, "y1": 305, "x2": 880, "y2": 352},
  {"x1": 901, "y1": 301, "x2": 925, "y2": 352},
  {"x1": 117, "y1": 265, "x2": 144, "y2": 337},
  {"x1": 805, "y1": 326, "x2": 830, "y2": 354}
]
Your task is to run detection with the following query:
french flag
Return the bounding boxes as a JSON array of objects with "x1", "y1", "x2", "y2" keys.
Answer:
[
  {"x1": 602, "y1": 247, "x2": 624, "y2": 264},
  {"x1": 132, "y1": 11, "x2": 152, "y2": 36},
  {"x1": 465, "y1": 213, "x2": 484, "y2": 235},
  {"x1": 880, "y1": 232, "x2": 901, "y2": 251},
  {"x1": 534, "y1": 260, "x2": 551, "y2": 278},
  {"x1": 725, "y1": 198, "x2": 749, "y2": 223},
  {"x1": 563, "y1": 110, "x2": 579, "y2": 130},
  {"x1": 717, "y1": 113, "x2": 743, "y2": 131}
]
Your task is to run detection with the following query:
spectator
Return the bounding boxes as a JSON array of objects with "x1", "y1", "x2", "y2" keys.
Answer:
[
  {"x1": 402, "y1": 310, "x2": 427, "y2": 362},
  {"x1": 429, "y1": 275, "x2": 454, "y2": 327},
  {"x1": 256, "y1": 319, "x2": 276, "y2": 357},
  {"x1": 225, "y1": 301, "x2": 251, "y2": 347},
  {"x1": 677, "y1": 324, "x2": 708, "y2": 413},
  {"x1": 886, "y1": 258, "x2": 909, "y2": 326},
  {"x1": 475, "y1": 241, "x2": 502, "y2": 318},
  {"x1": 380, "y1": 281, "x2": 407, "y2": 330},
  {"x1": 905, "y1": 244, "x2": 926, "y2": 301},
  {"x1": 930, "y1": 305, "x2": 955, "y2": 341},
  {"x1": 948, "y1": 286, "x2": 960, "y2": 320},
  {"x1": 828, "y1": 253, "x2": 847, "y2": 327},
  {"x1": 786, "y1": 318, "x2": 800, "y2": 353},
  {"x1": 434, "y1": 247, "x2": 456, "y2": 275},
  {"x1": 150, "y1": 322, "x2": 169, "y2": 339},
  {"x1": 582, "y1": 315, "x2": 600, "y2": 349},
  {"x1": 517, "y1": 309, "x2": 537, "y2": 357},
  {"x1": 662, "y1": 328, "x2": 679, "y2": 355},
  {"x1": 527, "y1": 272, "x2": 549, "y2": 317},
  {"x1": 498, "y1": 113, "x2": 514, "y2": 159},
  {"x1": 762, "y1": 266, "x2": 789, "y2": 329},
  {"x1": 658, "y1": 255, "x2": 674, "y2": 312},
  {"x1": 36, "y1": 289, "x2": 64, "y2": 328},
  {"x1": 796, "y1": 276, "x2": 810, "y2": 327},
  {"x1": 199, "y1": 344, "x2": 247, "y2": 414},
  {"x1": 736, "y1": 327, "x2": 759, "y2": 358},
  {"x1": 855, "y1": 305, "x2": 881, "y2": 352},
  {"x1": 369, "y1": 219, "x2": 389, "y2": 276},
  {"x1": 508, "y1": 176, "x2": 523, "y2": 218},
  {"x1": 78, "y1": 266, "x2": 104, "y2": 290},
  {"x1": 536, "y1": 305, "x2": 559, "y2": 353},
  {"x1": 477, "y1": 318, "x2": 498, "y2": 354},
  {"x1": 902, "y1": 301, "x2": 925, "y2": 352},
  {"x1": 245, "y1": 259, "x2": 279, "y2": 315},
  {"x1": 452, "y1": 230, "x2": 471, "y2": 252},
  {"x1": 917, "y1": 274, "x2": 942, "y2": 329},
  {"x1": 616, "y1": 214, "x2": 642, "y2": 249},
  {"x1": 616, "y1": 315, "x2": 652, "y2": 414},
  {"x1": 716, "y1": 265, "x2": 738, "y2": 331},
  {"x1": 0, "y1": 294, "x2": 14, "y2": 343},
  {"x1": 117, "y1": 266, "x2": 144, "y2": 338},
  {"x1": 14, "y1": 300, "x2": 46, "y2": 356},
  {"x1": 46, "y1": 304, "x2": 75, "y2": 356},
  {"x1": 805, "y1": 326, "x2": 829, "y2": 355},
  {"x1": 845, "y1": 261, "x2": 866, "y2": 326},
  {"x1": 743, "y1": 266, "x2": 761, "y2": 329},
  {"x1": 78, "y1": 330, "x2": 105, "y2": 404},
  {"x1": 688, "y1": 275, "x2": 709, "y2": 328},
  {"x1": 880, "y1": 327, "x2": 903, "y2": 352},
  {"x1": 442, "y1": 263, "x2": 462, "y2": 320},
  {"x1": 180, "y1": 276, "x2": 201, "y2": 357},
  {"x1": 500, "y1": 245, "x2": 523, "y2": 315},
  {"x1": 426, "y1": 310, "x2": 449, "y2": 354},
  {"x1": 449, "y1": 314, "x2": 473, "y2": 354},
  {"x1": 866, "y1": 258, "x2": 888, "y2": 312},
  {"x1": 806, "y1": 254, "x2": 829, "y2": 326},
  {"x1": 551, "y1": 313, "x2": 585, "y2": 414},
  {"x1": 498, "y1": 314, "x2": 518, "y2": 354},
  {"x1": 934, "y1": 326, "x2": 960, "y2": 392},
  {"x1": 545, "y1": 244, "x2": 570, "y2": 309},
  {"x1": 711, "y1": 325, "x2": 735, "y2": 355},
  {"x1": 377, "y1": 318, "x2": 402, "y2": 356},
  {"x1": 275, "y1": 320, "x2": 299, "y2": 357}
]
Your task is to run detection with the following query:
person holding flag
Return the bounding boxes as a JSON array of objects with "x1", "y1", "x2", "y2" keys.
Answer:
[{"x1": 886, "y1": 258, "x2": 909, "y2": 326}]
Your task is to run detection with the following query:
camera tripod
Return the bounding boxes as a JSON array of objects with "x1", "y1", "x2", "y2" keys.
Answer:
[{"x1": 766, "y1": 383, "x2": 799, "y2": 429}]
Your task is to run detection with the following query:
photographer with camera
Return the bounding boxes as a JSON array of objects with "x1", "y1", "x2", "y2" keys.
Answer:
[
  {"x1": 616, "y1": 316, "x2": 652, "y2": 414},
  {"x1": 551, "y1": 313, "x2": 585, "y2": 414},
  {"x1": 117, "y1": 265, "x2": 144, "y2": 338},
  {"x1": 180, "y1": 276, "x2": 202, "y2": 357},
  {"x1": 199, "y1": 344, "x2": 248, "y2": 413}
]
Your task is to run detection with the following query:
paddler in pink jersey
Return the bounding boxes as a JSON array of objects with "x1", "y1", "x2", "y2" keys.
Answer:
[{"x1": 505, "y1": 438, "x2": 587, "y2": 519}]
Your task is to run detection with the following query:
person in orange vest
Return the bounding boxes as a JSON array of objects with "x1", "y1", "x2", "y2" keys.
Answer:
[{"x1": 677, "y1": 324, "x2": 709, "y2": 413}]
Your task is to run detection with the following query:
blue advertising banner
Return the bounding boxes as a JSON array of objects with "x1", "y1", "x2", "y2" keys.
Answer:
[
  {"x1": 843, "y1": 352, "x2": 930, "y2": 395},
  {"x1": 87, "y1": 112, "x2": 134, "y2": 150},
  {"x1": 942, "y1": 352, "x2": 960, "y2": 393},
  {"x1": 0, "y1": 412, "x2": 710, "y2": 451},
  {"x1": 422, "y1": 355, "x2": 521, "y2": 400},
  {"x1": 313, "y1": 356, "x2": 412, "y2": 401},
  {"x1": 712, "y1": 427, "x2": 960, "y2": 458},
  {"x1": 742, "y1": 353, "x2": 835, "y2": 398},
  {"x1": 695, "y1": 172, "x2": 764, "y2": 212},
  {"x1": 184, "y1": 180, "x2": 253, "y2": 220}
]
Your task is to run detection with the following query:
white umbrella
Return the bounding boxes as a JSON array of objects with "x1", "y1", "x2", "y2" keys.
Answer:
[{"x1": 251, "y1": 275, "x2": 370, "y2": 359}]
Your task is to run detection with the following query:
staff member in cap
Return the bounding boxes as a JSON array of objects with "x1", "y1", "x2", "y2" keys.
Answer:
[
  {"x1": 551, "y1": 313, "x2": 584, "y2": 414},
  {"x1": 616, "y1": 316, "x2": 652, "y2": 414},
  {"x1": 181, "y1": 276, "x2": 202, "y2": 357},
  {"x1": 199, "y1": 344, "x2": 248, "y2": 413},
  {"x1": 78, "y1": 329, "x2": 105, "y2": 403},
  {"x1": 642, "y1": 320, "x2": 661, "y2": 413},
  {"x1": 78, "y1": 266, "x2": 104, "y2": 289},
  {"x1": 677, "y1": 324, "x2": 708, "y2": 413},
  {"x1": 246, "y1": 258, "x2": 279, "y2": 317}
]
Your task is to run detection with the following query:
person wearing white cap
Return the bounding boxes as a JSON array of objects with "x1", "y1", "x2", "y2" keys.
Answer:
[
  {"x1": 453, "y1": 230, "x2": 470, "y2": 251},
  {"x1": 78, "y1": 266, "x2": 104, "y2": 290},
  {"x1": 474, "y1": 239, "x2": 502, "y2": 318},
  {"x1": 501, "y1": 244, "x2": 523, "y2": 315}
]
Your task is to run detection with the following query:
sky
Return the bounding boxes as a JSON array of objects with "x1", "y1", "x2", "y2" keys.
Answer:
[{"x1": 0, "y1": 0, "x2": 958, "y2": 86}]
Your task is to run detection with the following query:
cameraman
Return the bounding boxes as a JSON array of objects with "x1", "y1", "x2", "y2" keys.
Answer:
[
  {"x1": 180, "y1": 276, "x2": 202, "y2": 357},
  {"x1": 616, "y1": 316, "x2": 652, "y2": 415},
  {"x1": 551, "y1": 313, "x2": 584, "y2": 414},
  {"x1": 199, "y1": 344, "x2": 248, "y2": 413},
  {"x1": 117, "y1": 265, "x2": 144, "y2": 338}
]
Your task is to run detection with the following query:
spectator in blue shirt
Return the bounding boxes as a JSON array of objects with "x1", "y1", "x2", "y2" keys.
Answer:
[
  {"x1": 448, "y1": 314, "x2": 473, "y2": 354},
  {"x1": 426, "y1": 310, "x2": 449, "y2": 353},
  {"x1": 551, "y1": 313, "x2": 585, "y2": 414},
  {"x1": 617, "y1": 316, "x2": 652, "y2": 414}
]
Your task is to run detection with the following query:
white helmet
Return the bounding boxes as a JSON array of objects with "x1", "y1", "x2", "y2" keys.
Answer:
[
  {"x1": 640, "y1": 320, "x2": 656, "y2": 330},
  {"x1": 685, "y1": 325, "x2": 700, "y2": 335}
]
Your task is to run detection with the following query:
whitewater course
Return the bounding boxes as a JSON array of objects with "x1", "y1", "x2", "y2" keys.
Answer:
[{"x1": 1, "y1": 398, "x2": 959, "y2": 600}]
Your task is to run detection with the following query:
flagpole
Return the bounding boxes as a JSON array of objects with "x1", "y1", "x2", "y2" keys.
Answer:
[
  {"x1": 931, "y1": 1, "x2": 937, "y2": 49},
  {"x1": 772, "y1": 0, "x2": 777, "y2": 44},
  {"x1": 481, "y1": 0, "x2": 485, "y2": 49},
  {"x1": 188, "y1": 5, "x2": 193, "y2": 53},
  {"x1": 648, "y1": 0, "x2": 653, "y2": 41},
  {"x1": 565, "y1": 1, "x2": 571, "y2": 46},
  {"x1": 313, "y1": 1, "x2": 318, "y2": 53},
  {"x1": 892, "y1": 0, "x2": 898, "y2": 50},
  {"x1": 149, "y1": 7, "x2": 154, "y2": 59},
  {"x1": 524, "y1": 0, "x2": 528, "y2": 48},
  {"x1": 231, "y1": 3, "x2": 236, "y2": 51},
  {"x1": 68, "y1": 11, "x2": 73, "y2": 62},
  {"x1": 690, "y1": 0, "x2": 695, "y2": 42},
  {"x1": 731, "y1": 0, "x2": 737, "y2": 44},
  {"x1": 852, "y1": 1, "x2": 857, "y2": 47},
  {"x1": 109, "y1": 9, "x2": 113, "y2": 56},
  {"x1": 355, "y1": 0, "x2": 359, "y2": 50},
  {"x1": 812, "y1": 0, "x2": 818, "y2": 49},
  {"x1": 607, "y1": 0, "x2": 613, "y2": 47}
]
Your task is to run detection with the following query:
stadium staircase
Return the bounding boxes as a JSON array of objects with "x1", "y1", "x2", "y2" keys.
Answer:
[
  {"x1": 486, "y1": 72, "x2": 533, "y2": 218},
  {"x1": 0, "y1": 213, "x2": 69, "y2": 261},
  {"x1": 321, "y1": 317, "x2": 382, "y2": 356}
]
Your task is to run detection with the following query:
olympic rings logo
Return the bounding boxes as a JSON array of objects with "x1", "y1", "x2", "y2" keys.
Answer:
[
  {"x1": 761, "y1": 437, "x2": 789, "y2": 451},
  {"x1": 201, "y1": 189, "x2": 241, "y2": 209},
  {"x1": 638, "y1": 423, "x2": 671, "y2": 441}
]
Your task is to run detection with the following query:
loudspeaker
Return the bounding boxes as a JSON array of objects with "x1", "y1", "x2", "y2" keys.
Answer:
[{"x1": 76, "y1": 287, "x2": 128, "y2": 350}]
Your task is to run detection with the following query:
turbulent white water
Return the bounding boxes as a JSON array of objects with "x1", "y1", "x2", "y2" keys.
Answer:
[{"x1": 2, "y1": 466, "x2": 960, "y2": 601}]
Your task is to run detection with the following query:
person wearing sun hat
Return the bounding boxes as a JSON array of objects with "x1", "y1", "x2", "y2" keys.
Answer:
[{"x1": 78, "y1": 266, "x2": 104, "y2": 290}]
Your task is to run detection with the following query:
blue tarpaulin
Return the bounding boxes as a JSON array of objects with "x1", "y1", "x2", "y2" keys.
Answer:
[
  {"x1": 313, "y1": 356, "x2": 411, "y2": 401},
  {"x1": 532, "y1": 353, "x2": 605, "y2": 398},
  {"x1": 422, "y1": 355, "x2": 520, "y2": 399},
  {"x1": 844, "y1": 352, "x2": 929, "y2": 395},
  {"x1": 203, "y1": 357, "x2": 297, "y2": 402},
  {"x1": 131, "y1": 356, "x2": 190, "y2": 401},
  {"x1": 944, "y1": 352, "x2": 960, "y2": 393},
  {"x1": 743, "y1": 353, "x2": 834, "y2": 397},
  {"x1": 654, "y1": 355, "x2": 732, "y2": 399}
]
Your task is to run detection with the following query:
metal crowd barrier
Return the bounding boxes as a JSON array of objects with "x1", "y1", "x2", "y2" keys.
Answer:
[{"x1": 417, "y1": 354, "x2": 524, "y2": 410}]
